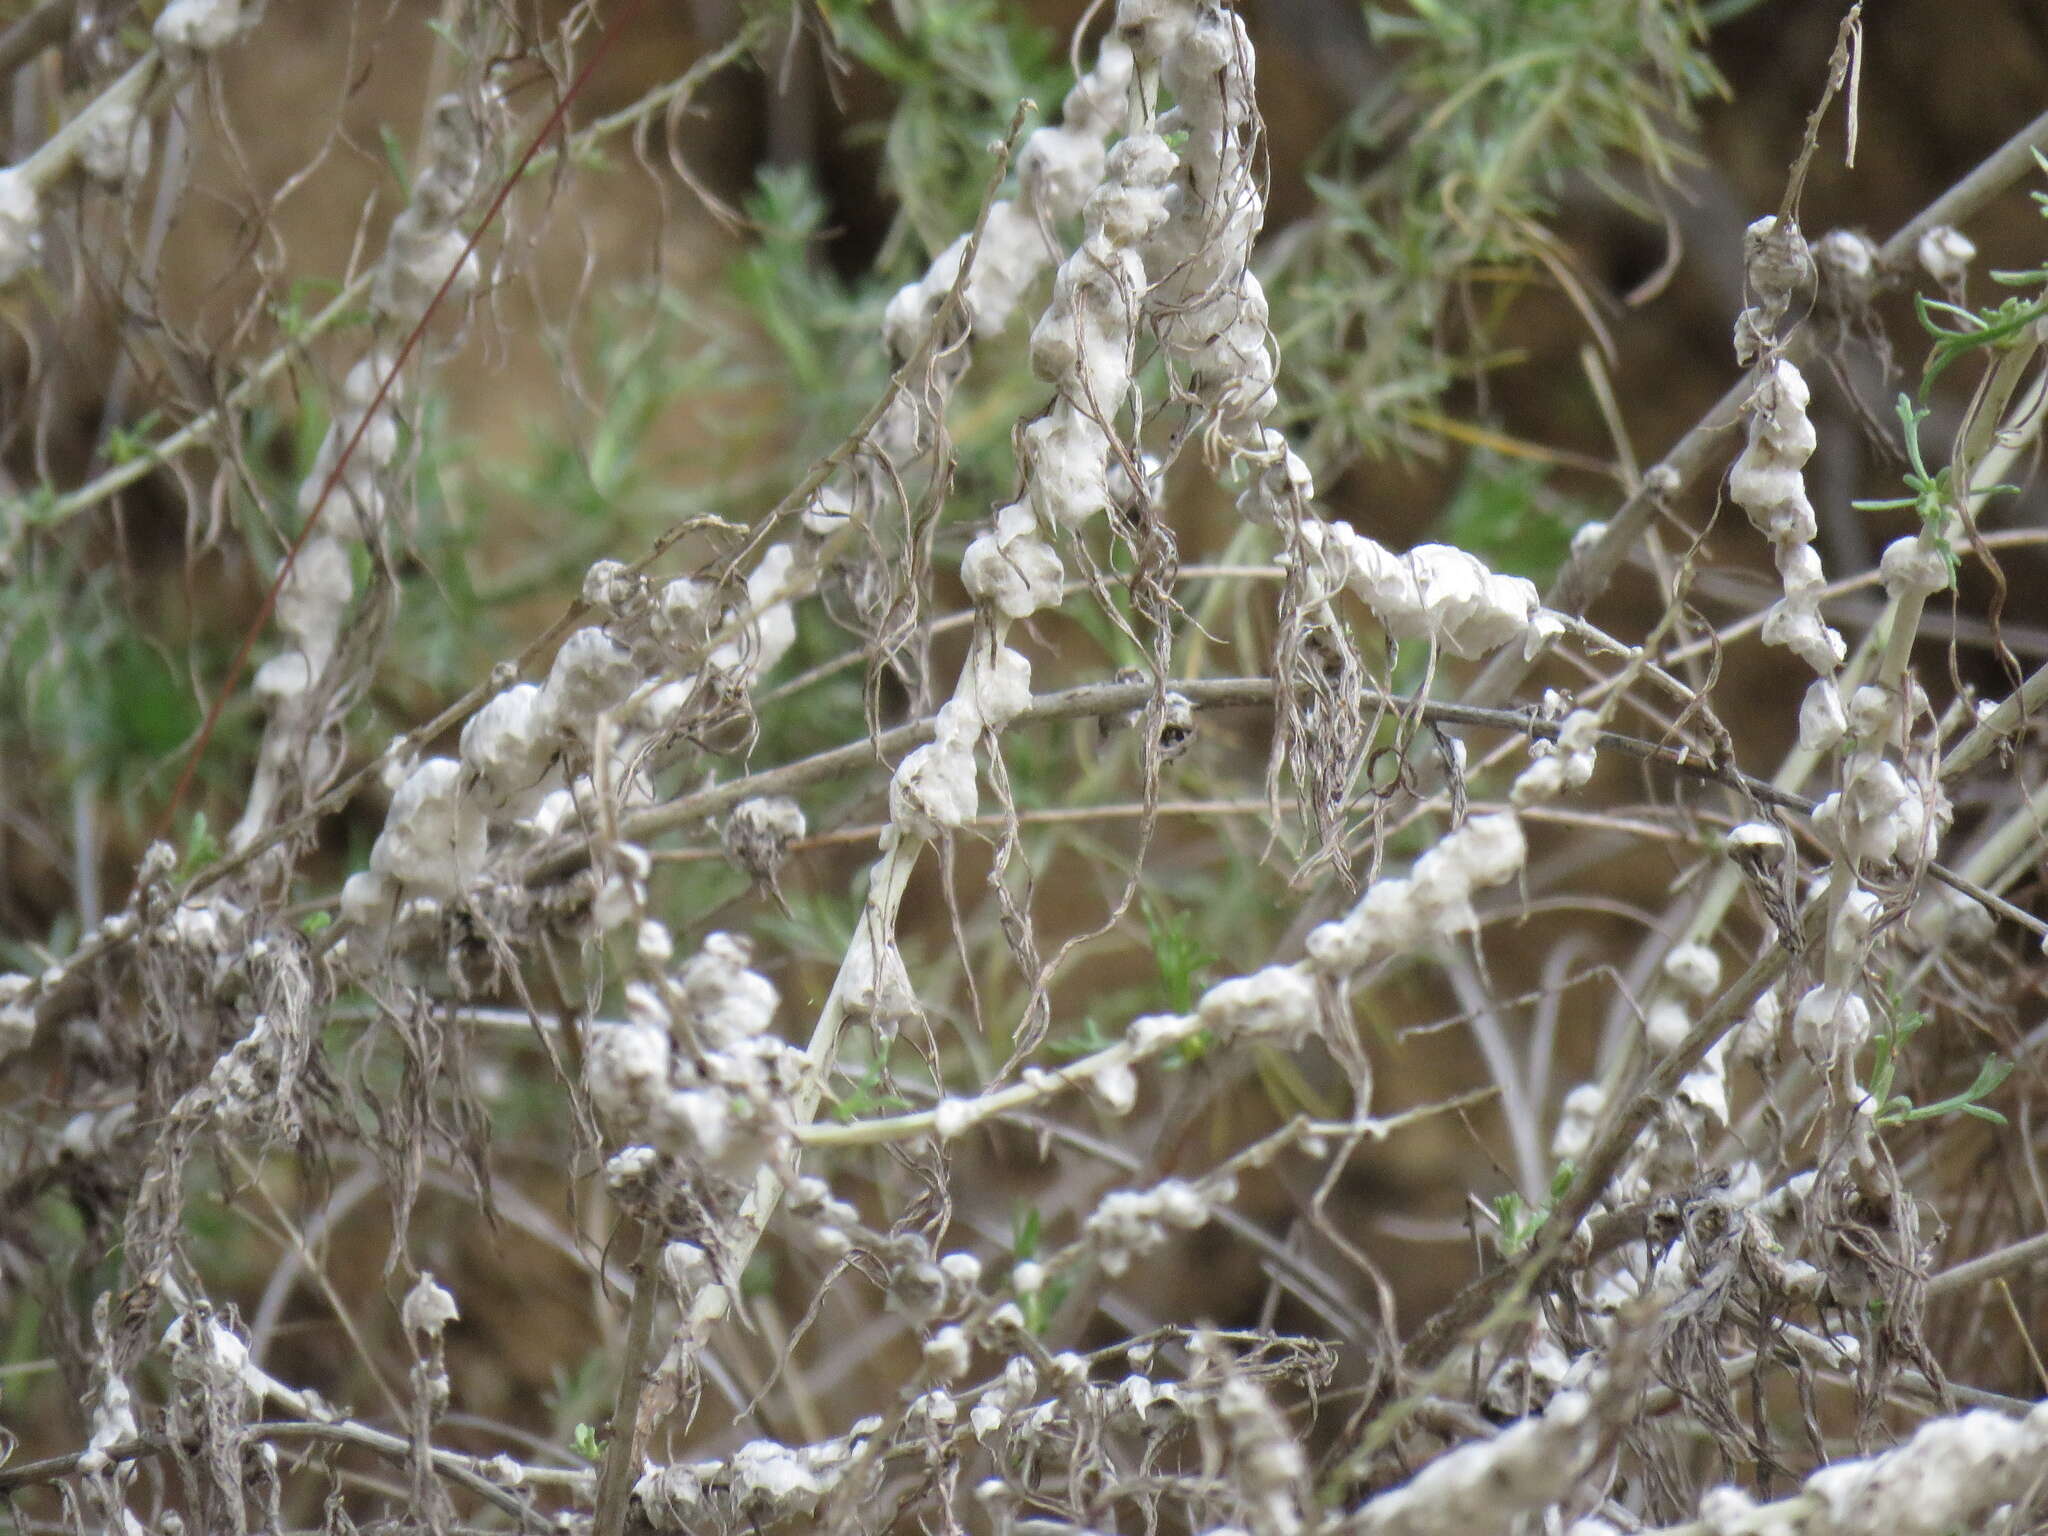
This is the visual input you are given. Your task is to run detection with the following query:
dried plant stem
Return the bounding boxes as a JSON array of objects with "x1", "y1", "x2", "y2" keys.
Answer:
[
  {"x1": 539, "y1": 673, "x2": 2044, "y2": 939},
  {"x1": 4, "y1": 15, "x2": 766, "y2": 543},
  {"x1": 1464, "y1": 104, "x2": 2048, "y2": 711},
  {"x1": 1930, "y1": 1231, "x2": 2048, "y2": 1299},
  {"x1": 592, "y1": 1219, "x2": 666, "y2": 1536},
  {"x1": 7, "y1": 5, "x2": 2048, "y2": 1532},
  {"x1": 0, "y1": 1, "x2": 68, "y2": 80},
  {"x1": 0, "y1": 1420, "x2": 559, "y2": 1524},
  {"x1": 5, "y1": 273, "x2": 370, "y2": 543},
  {"x1": 552, "y1": 676, "x2": 1796, "y2": 876},
  {"x1": 151, "y1": 0, "x2": 656, "y2": 847},
  {"x1": 1398, "y1": 940, "x2": 1793, "y2": 1382}
]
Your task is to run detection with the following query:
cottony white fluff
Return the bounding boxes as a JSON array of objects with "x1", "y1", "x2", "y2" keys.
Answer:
[
  {"x1": 1306, "y1": 814, "x2": 1528, "y2": 973},
  {"x1": 1301, "y1": 522, "x2": 1559, "y2": 660}
]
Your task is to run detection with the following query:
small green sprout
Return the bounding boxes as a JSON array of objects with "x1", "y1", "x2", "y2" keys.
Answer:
[
  {"x1": 1866, "y1": 1010, "x2": 2011, "y2": 1129},
  {"x1": 1143, "y1": 898, "x2": 1216, "y2": 1016},
  {"x1": 1848, "y1": 395, "x2": 2017, "y2": 585},
  {"x1": 1045, "y1": 1015, "x2": 1119, "y2": 1060},
  {"x1": 178, "y1": 812, "x2": 221, "y2": 882},
  {"x1": 1491, "y1": 1161, "x2": 1577, "y2": 1255},
  {"x1": 1010, "y1": 1204, "x2": 1071, "y2": 1333},
  {"x1": 830, "y1": 1058, "x2": 913, "y2": 1123}
]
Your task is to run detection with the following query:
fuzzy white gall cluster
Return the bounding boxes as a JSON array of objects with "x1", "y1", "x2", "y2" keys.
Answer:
[
  {"x1": 964, "y1": 640, "x2": 1034, "y2": 728},
  {"x1": 1348, "y1": 1388, "x2": 1600, "y2": 1536},
  {"x1": 890, "y1": 700, "x2": 984, "y2": 837},
  {"x1": 1729, "y1": 359, "x2": 1843, "y2": 678},
  {"x1": 0, "y1": 973, "x2": 33, "y2": 1063},
  {"x1": 1305, "y1": 814, "x2": 1527, "y2": 973},
  {"x1": 1138, "y1": 2, "x2": 1276, "y2": 452},
  {"x1": 76, "y1": 1376, "x2": 138, "y2": 1475},
  {"x1": 78, "y1": 100, "x2": 154, "y2": 188},
  {"x1": 1814, "y1": 228, "x2": 1879, "y2": 306},
  {"x1": 706, "y1": 544, "x2": 801, "y2": 685},
  {"x1": 1696, "y1": 1400, "x2": 2048, "y2": 1536},
  {"x1": 921, "y1": 1326, "x2": 971, "y2": 1381},
  {"x1": 1790, "y1": 982, "x2": 1873, "y2": 1060},
  {"x1": 458, "y1": 683, "x2": 553, "y2": 811},
  {"x1": 200, "y1": 1010, "x2": 299, "y2": 1136},
  {"x1": 1799, "y1": 676, "x2": 1849, "y2": 753},
  {"x1": 886, "y1": 1247, "x2": 989, "y2": 1326},
  {"x1": 1296, "y1": 521, "x2": 1559, "y2": 661},
  {"x1": 1085, "y1": 1177, "x2": 1228, "y2": 1276},
  {"x1": 399, "y1": 1272, "x2": 460, "y2": 1339},
  {"x1": 341, "y1": 533, "x2": 807, "y2": 949},
  {"x1": 839, "y1": 935, "x2": 922, "y2": 1042},
  {"x1": 961, "y1": 502, "x2": 1066, "y2": 619},
  {"x1": 1809, "y1": 745, "x2": 1948, "y2": 869},
  {"x1": 1626, "y1": 940, "x2": 1737, "y2": 1158},
  {"x1": 661, "y1": 1240, "x2": 732, "y2": 1348},
  {"x1": 235, "y1": 93, "x2": 493, "y2": 852},
  {"x1": 863, "y1": 34, "x2": 1133, "y2": 522},
  {"x1": 1016, "y1": 43, "x2": 1136, "y2": 225},
  {"x1": 154, "y1": 0, "x2": 261, "y2": 55},
  {"x1": 1915, "y1": 225, "x2": 1977, "y2": 288},
  {"x1": 583, "y1": 933, "x2": 800, "y2": 1180},
  {"x1": 1235, "y1": 433, "x2": 1316, "y2": 528},
  {"x1": 1551, "y1": 1083, "x2": 1605, "y2": 1163},
  {"x1": 1209, "y1": 1366, "x2": 1308, "y2": 1536},
  {"x1": 164, "y1": 1313, "x2": 257, "y2": 1401},
  {"x1": 1906, "y1": 883, "x2": 1992, "y2": 950},
  {"x1": 824, "y1": 4, "x2": 1286, "y2": 1139},
  {"x1": 1663, "y1": 941, "x2": 1723, "y2": 999},
  {"x1": 634, "y1": 1421, "x2": 884, "y2": 1534},
  {"x1": 371, "y1": 94, "x2": 489, "y2": 323},
  {"x1": 885, "y1": 44, "x2": 1132, "y2": 370},
  {"x1": 963, "y1": 132, "x2": 1177, "y2": 628},
  {"x1": 1728, "y1": 820, "x2": 1788, "y2": 868},
  {"x1": 1880, "y1": 534, "x2": 1953, "y2": 604},
  {"x1": 954, "y1": 9, "x2": 1187, "y2": 637},
  {"x1": 366, "y1": 758, "x2": 485, "y2": 902},
  {"x1": 1513, "y1": 706, "x2": 1601, "y2": 805},
  {"x1": 1734, "y1": 215, "x2": 1815, "y2": 364},
  {"x1": 542, "y1": 626, "x2": 639, "y2": 721},
  {"x1": 1023, "y1": 129, "x2": 1176, "y2": 521},
  {"x1": 0, "y1": 169, "x2": 38, "y2": 287},
  {"x1": 0, "y1": 4, "x2": 256, "y2": 293},
  {"x1": 1195, "y1": 964, "x2": 1320, "y2": 1051},
  {"x1": 724, "y1": 794, "x2": 807, "y2": 885}
]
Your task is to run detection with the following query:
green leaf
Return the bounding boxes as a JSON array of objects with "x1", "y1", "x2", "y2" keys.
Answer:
[
  {"x1": 831, "y1": 1057, "x2": 913, "y2": 1123},
  {"x1": 377, "y1": 123, "x2": 412, "y2": 202},
  {"x1": 1143, "y1": 898, "x2": 1217, "y2": 1016},
  {"x1": 179, "y1": 812, "x2": 221, "y2": 881},
  {"x1": 1918, "y1": 292, "x2": 2048, "y2": 389},
  {"x1": 1045, "y1": 1015, "x2": 1119, "y2": 1060},
  {"x1": 1012, "y1": 1203, "x2": 1042, "y2": 1261}
]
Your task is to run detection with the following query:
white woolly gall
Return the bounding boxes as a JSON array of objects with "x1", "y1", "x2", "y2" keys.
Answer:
[
  {"x1": 401, "y1": 1273, "x2": 460, "y2": 1339},
  {"x1": 1916, "y1": 225, "x2": 1977, "y2": 286}
]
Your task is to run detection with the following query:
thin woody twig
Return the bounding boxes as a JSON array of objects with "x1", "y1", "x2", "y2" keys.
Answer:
[
  {"x1": 592, "y1": 1221, "x2": 666, "y2": 1536},
  {"x1": 1463, "y1": 104, "x2": 2048, "y2": 711},
  {"x1": 1396, "y1": 941, "x2": 1794, "y2": 1382},
  {"x1": 0, "y1": 1421, "x2": 558, "y2": 1527},
  {"x1": 520, "y1": 672, "x2": 2048, "y2": 940}
]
